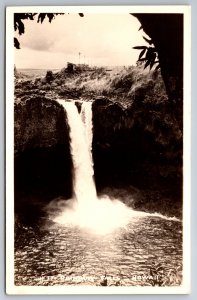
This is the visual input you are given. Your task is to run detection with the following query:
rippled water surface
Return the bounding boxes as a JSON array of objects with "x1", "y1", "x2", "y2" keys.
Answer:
[{"x1": 15, "y1": 207, "x2": 182, "y2": 287}]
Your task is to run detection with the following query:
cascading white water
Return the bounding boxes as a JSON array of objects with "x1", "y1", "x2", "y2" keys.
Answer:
[
  {"x1": 80, "y1": 102, "x2": 94, "y2": 168},
  {"x1": 56, "y1": 100, "x2": 97, "y2": 206}
]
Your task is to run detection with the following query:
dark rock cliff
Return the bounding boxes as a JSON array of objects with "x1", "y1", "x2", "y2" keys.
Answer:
[
  {"x1": 14, "y1": 97, "x2": 69, "y2": 154},
  {"x1": 14, "y1": 97, "x2": 182, "y2": 208},
  {"x1": 14, "y1": 97, "x2": 73, "y2": 206}
]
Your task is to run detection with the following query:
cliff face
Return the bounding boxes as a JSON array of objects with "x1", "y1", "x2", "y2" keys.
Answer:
[
  {"x1": 14, "y1": 97, "x2": 73, "y2": 204},
  {"x1": 14, "y1": 96, "x2": 182, "y2": 201},
  {"x1": 14, "y1": 97, "x2": 69, "y2": 154},
  {"x1": 15, "y1": 96, "x2": 182, "y2": 166},
  {"x1": 92, "y1": 98, "x2": 182, "y2": 189}
]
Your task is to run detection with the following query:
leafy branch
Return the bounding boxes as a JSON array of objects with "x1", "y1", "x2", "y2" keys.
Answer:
[{"x1": 133, "y1": 36, "x2": 160, "y2": 70}]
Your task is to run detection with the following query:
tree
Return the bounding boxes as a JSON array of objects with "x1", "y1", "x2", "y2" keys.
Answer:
[{"x1": 132, "y1": 13, "x2": 183, "y2": 125}]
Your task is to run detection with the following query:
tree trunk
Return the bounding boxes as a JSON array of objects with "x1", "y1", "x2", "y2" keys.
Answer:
[{"x1": 132, "y1": 14, "x2": 183, "y2": 127}]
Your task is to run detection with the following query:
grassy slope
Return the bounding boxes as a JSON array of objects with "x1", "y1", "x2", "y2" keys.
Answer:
[{"x1": 15, "y1": 65, "x2": 167, "y2": 105}]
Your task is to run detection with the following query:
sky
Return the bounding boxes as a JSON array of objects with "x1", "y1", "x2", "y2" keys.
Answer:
[{"x1": 14, "y1": 13, "x2": 149, "y2": 69}]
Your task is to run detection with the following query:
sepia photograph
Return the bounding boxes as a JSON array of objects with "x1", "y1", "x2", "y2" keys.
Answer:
[{"x1": 6, "y1": 6, "x2": 191, "y2": 294}]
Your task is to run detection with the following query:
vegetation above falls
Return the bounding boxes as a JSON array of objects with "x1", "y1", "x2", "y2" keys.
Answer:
[{"x1": 15, "y1": 64, "x2": 168, "y2": 106}]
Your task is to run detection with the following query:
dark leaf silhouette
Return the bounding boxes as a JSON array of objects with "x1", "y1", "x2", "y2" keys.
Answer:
[
  {"x1": 29, "y1": 13, "x2": 35, "y2": 20},
  {"x1": 14, "y1": 37, "x2": 20, "y2": 49},
  {"x1": 138, "y1": 48, "x2": 146, "y2": 60},
  {"x1": 150, "y1": 52, "x2": 156, "y2": 62},
  {"x1": 37, "y1": 13, "x2": 47, "y2": 23},
  {"x1": 138, "y1": 58, "x2": 147, "y2": 62},
  {"x1": 143, "y1": 35, "x2": 153, "y2": 45},
  {"x1": 14, "y1": 18, "x2": 25, "y2": 35},
  {"x1": 78, "y1": 13, "x2": 84, "y2": 17},
  {"x1": 47, "y1": 13, "x2": 55, "y2": 23},
  {"x1": 133, "y1": 39, "x2": 159, "y2": 71},
  {"x1": 133, "y1": 46, "x2": 147, "y2": 50},
  {"x1": 18, "y1": 20, "x2": 25, "y2": 35},
  {"x1": 150, "y1": 61, "x2": 155, "y2": 70},
  {"x1": 37, "y1": 13, "x2": 64, "y2": 24},
  {"x1": 146, "y1": 47, "x2": 156, "y2": 60},
  {"x1": 144, "y1": 60, "x2": 151, "y2": 69}
]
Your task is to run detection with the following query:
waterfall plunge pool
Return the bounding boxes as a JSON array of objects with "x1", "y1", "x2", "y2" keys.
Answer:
[{"x1": 15, "y1": 199, "x2": 182, "y2": 287}]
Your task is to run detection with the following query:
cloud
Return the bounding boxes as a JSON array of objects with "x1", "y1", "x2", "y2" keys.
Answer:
[
  {"x1": 19, "y1": 20, "x2": 57, "y2": 51},
  {"x1": 27, "y1": 38, "x2": 55, "y2": 51}
]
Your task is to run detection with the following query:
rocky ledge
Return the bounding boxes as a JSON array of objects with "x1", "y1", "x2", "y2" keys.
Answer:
[{"x1": 14, "y1": 97, "x2": 69, "y2": 154}]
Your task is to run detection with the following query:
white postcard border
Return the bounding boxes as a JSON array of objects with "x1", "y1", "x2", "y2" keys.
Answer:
[{"x1": 6, "y1": 5, "x2": 191, "y2": 295}]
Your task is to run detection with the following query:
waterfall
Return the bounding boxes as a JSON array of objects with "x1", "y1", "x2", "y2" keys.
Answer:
[
  {"x1": 51, "y1": 100, "x2": 179, "y2": 234},
  {"x1": 57, "y1": 100, "x2": 97, "y2": 206}
]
